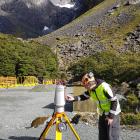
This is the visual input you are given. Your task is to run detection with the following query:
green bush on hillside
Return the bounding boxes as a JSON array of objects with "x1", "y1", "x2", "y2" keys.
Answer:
[
  {"x1": 121, "y1": 113, "x2": 140, "y2": 125},
  {"x1": 121, "y1": 93, "x2": 139, "y2": 113},
  {"x1": 0, "y1": 34, "x2": 58, "y2": 77},
  {"x1": 69, "y1": 51, "x2": 140, "y2": 83}
]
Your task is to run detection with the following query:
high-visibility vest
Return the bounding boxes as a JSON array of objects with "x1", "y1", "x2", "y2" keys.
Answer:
[{"x1": 89, "y1": 83, "x2": 111, "y2": 114}]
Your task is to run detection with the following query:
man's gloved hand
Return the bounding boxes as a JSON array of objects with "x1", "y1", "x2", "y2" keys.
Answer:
[{"x1": 65, "y1": 94, "x2": 75, "y2": 101}]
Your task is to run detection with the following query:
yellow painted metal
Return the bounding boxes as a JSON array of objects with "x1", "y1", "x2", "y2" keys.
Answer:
[
  {"x1": 39, "y1": 112, "x2": 80, "y2": 140},
  {"x1": 56, "y1": 118, "x2": 62, "y2": 140},
  {"x1": 0, "y1": 76, "x2": 17, "y2": 88},
  {"x1": 63, "y1": 113, "x2": 80, "y2": 140},
  {"x1": 0, "y1": 76, "x2": 39, "y2": 88},
  {"x1": 39, "y1": 115, "x2": 56, "y2": 140}
]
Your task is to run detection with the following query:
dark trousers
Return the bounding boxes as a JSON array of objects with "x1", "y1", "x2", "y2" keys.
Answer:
[{"x1": 99, "y1": 114, "x2": 120, "y2": 140}]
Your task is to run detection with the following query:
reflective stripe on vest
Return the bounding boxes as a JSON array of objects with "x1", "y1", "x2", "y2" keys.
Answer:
[{"x1": 90, "y1": 83, "x2": 111, "y2": 114}]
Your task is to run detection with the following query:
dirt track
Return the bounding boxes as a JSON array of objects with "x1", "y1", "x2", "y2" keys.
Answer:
[{"x1": 0, "y1": 85, "x2": 139, "y2": 140}]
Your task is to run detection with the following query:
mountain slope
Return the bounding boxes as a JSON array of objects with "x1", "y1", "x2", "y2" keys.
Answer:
[{"x1": 35, "y1": 0, "x2": 140, "y2": 71}]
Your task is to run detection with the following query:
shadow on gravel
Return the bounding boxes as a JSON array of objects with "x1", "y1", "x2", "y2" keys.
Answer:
[
  {"x1": 43, "y1": 102, "x2": 73, "y2": 112},
  {"x1": 43, "y1": 103, "x2": 54, "y2": 109},
  {"x1": 65, "y1": 102, "x2": 73, "y2": 112},
  {"x1": 9, "y1": 136, "x2": 53, "y2": 140},
  {"x1": 9, "y1": 136, "x2": 38, "y2": 140}
]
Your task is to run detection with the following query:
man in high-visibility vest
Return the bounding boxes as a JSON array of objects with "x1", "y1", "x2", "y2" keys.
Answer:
[{"x1": 66, "y1": 72, "x2": 121, "y2": 140}]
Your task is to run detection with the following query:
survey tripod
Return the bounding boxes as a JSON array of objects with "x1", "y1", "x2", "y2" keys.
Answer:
[{"x1": 39, "y1": 85, "x2": 80, "y2": 140}]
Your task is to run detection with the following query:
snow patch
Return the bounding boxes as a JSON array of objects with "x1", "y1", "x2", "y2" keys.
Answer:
[
  {"x1": 34, "y1": 0, "x2": 47, "y2": 6},
  {"x1": 24, "y1": 0, "x2": 48, "y2": 7},
  {"x1": 26, "y1": 2, "x2": 32, "y2": 8},
  {"x1": 43, "y1": 26, "x2": 49, "y2": 31},
  {"x1": 55, "y1": 2, "x2": 75, "y2": 8}
]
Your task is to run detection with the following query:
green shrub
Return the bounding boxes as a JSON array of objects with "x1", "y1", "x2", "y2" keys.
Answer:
[
  {"x1": 69, "y1": 51, "x2": 140, "y2": 83},
  {"x1": 127, "y1": 94, "x2": 139, "y2": 108},
  {"x1": 121, "y1": 113, "x2": 140, "y2": 125},
  {"x1": 121, "y1": 93, "x2": 139, "y2": 113},
  {"x1": 0, "y1": 34, "x2": 58, "y2": 77}
]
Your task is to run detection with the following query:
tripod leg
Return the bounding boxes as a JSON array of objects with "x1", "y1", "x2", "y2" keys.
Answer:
[
  {"x1": 56, "y1": 118, "x2": 62, "y2": 140},
  {"x1": 39, "y1": 115, "x2": 56, "y2": 140},
  {"x1": 63, "y1": 114, "x2": 80, "y2": 140}
]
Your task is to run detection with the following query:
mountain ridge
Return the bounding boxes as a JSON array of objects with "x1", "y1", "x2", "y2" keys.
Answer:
[
  {"x1": 35, "y1": 0, "x2": 140, "y2": 71},
  {"x1": 0, "y1": 0, "x2": 102, "y2": 38}
]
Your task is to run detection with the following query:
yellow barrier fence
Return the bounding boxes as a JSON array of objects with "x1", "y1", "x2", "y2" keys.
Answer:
[
  {"x1": 43, "y1": 79, "x2": 55, "y2": 85},
  {"x1": 0, "y1": 76, "x2": 58, "y2": 88},
  {"x1": 0, "y1": 76, "x2": 17, "y2": 88},
  {"x1": 0, "y1": 76, "x2": 38, "y2": 88},
  {"x1": 17, "y1": 76, "x2": 38, "y2": 87}
]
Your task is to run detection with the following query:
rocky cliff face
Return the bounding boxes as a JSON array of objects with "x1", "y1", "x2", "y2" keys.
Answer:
[{"x1": 0, "y1": 0, "x2": 101, "y2": 38}]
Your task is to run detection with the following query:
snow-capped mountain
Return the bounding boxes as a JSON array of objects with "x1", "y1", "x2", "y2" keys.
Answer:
[{"x1": 0, "y1": 0, "x2": 98, "y2": 38}]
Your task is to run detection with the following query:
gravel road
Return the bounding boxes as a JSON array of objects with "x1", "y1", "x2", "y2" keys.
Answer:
[{"x1": 0, "y1": 85, "x2": 139, "y2": 140}]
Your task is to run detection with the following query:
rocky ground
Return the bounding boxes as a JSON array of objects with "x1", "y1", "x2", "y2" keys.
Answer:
[
  {"x1": 0, "y1": 85, "x2": 140, "y2": 140},
  {"x1": 124, "y1": 24, "x2": 140, "y2": 52}
]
